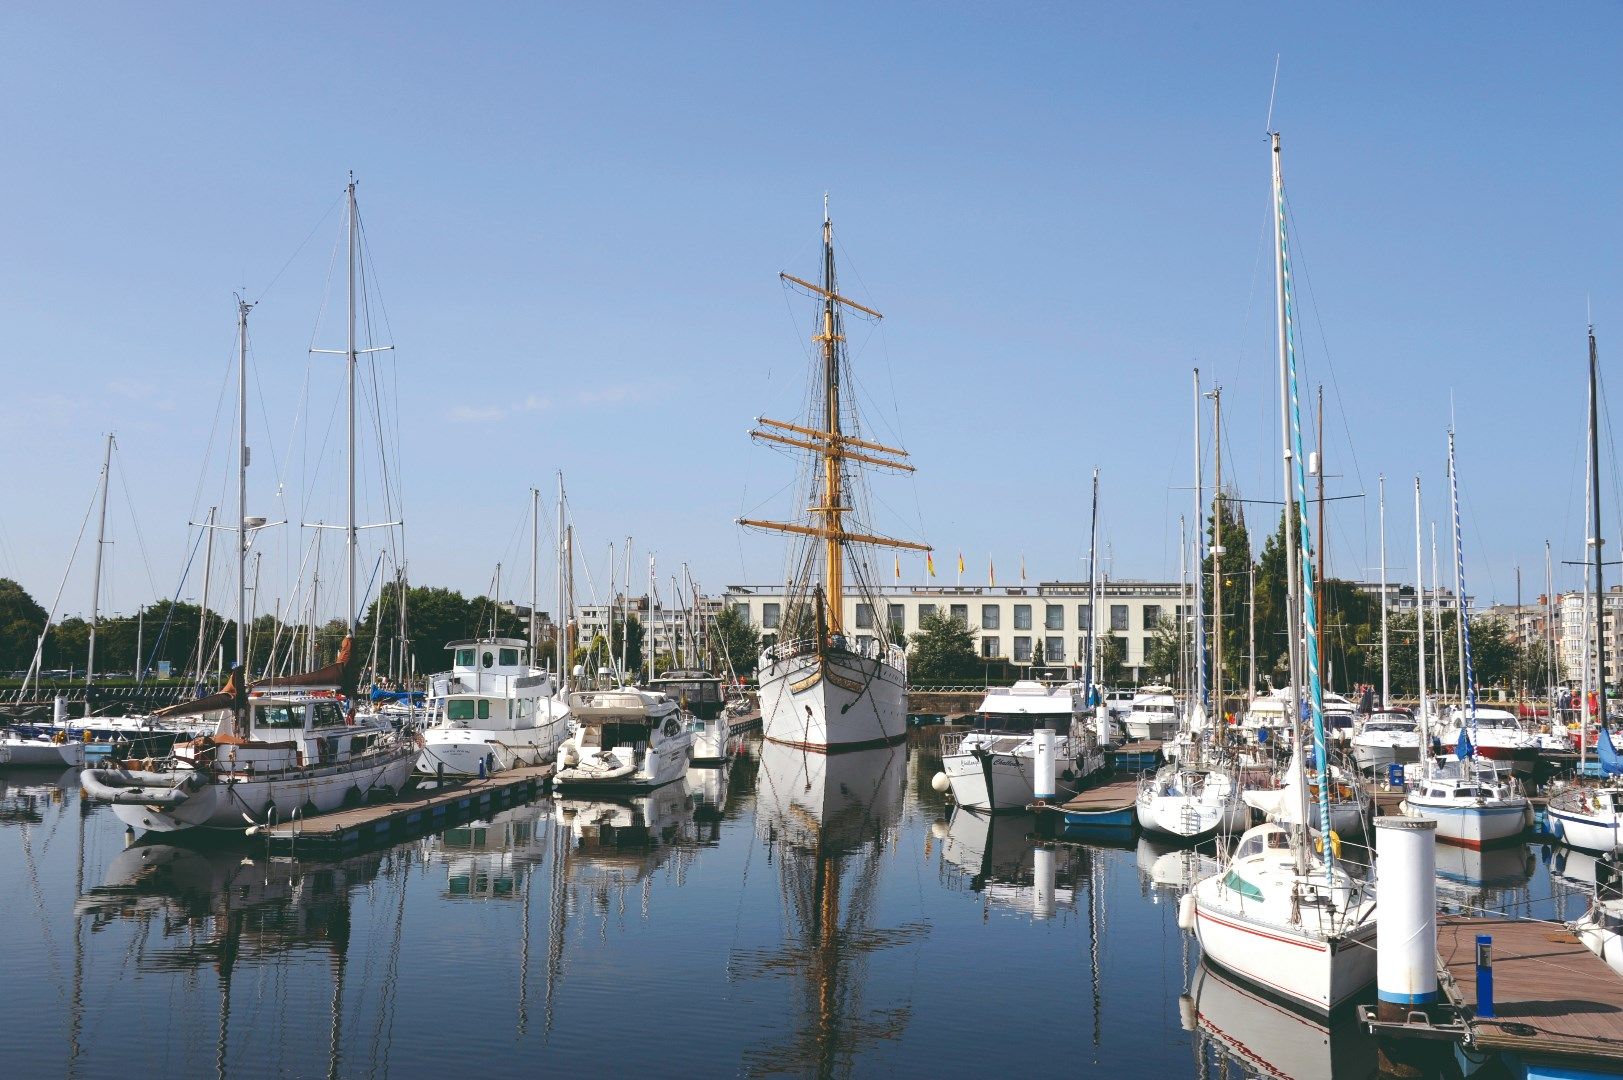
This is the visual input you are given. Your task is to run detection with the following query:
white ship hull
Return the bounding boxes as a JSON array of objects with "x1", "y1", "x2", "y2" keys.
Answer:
[
  {"x1": 553, "y1": 732, "x2": 693, "y2": 794},
  {"x1": 1350, "y1": 738, "x2": 1419, "y2": 773},
  {"x1": 1124, "y1": 717, "x2": 1179, "y2": 741},
  {"x1": 1193, "y1": 893, "x2": 1377, "y2": 1014},
  {"x1": 416, "y1": 713, "x2": 570, "y2": 776},
  {"x1": 941, "y1": 735, "x2": 1104, "y2": 811},
  {"x1": 0, "y1": 735, "x2": 86, "y2": 768},
  {"x1": 96, "y1": 744, "x2": 417, "y2": 834},
  {"x1": 759, "y1": 649, "x2": 907, "y2": 752},
  {"x1": 1548, "y1": 805, "x2": 1623, "y2": 854},
  {"x1": 1400, "y1": 797, "x2": 1529, "y2": 849}
]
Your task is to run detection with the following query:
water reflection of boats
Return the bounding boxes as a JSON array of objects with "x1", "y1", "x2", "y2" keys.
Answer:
[
  {"x1": 429, "y1": 800, "x2": 553, "y2": 900},
  {"x1": 934, "y1": 808, "x2": 1078, "y2": 918},
  {"x1": 75, "y1": 839, "x2": 407, "y2": 1077},
  {"x1": 1181, "y1": 960, "x2": 1378, "y2": 1079},
  {"x1": 1135, "y1": 834, "x2": 1223, "y2": 897},
  {"x1": 1434, "y1": 841, "x2": 1535, "y2": 908},
  {"x1": 1553, "y1": 848, "x2": 1623, "y2": 977},
  {"x1": 0, "y1": 766, "x2": 80, "y2": 824},
  {"x1": 556, "y1": 781, "x2": 701, "y2": 906},
  {"x1": 684, "y1": 757, "x2": 731, "y2": 843},
  {"x1": 737, "y1": 741, "x2": 923, "y2": 1075}
]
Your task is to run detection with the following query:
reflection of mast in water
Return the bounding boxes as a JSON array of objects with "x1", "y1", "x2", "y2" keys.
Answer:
[{"x1": 736, "y1": 742, "x2": 924, "y2": 1077}]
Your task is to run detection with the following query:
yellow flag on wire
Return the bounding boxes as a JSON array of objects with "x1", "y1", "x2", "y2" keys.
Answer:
[
  {"x1": 1020, "y1": 554, "x2": 1026, "y2": 583},
  {"x1": 957, "y1": 552, "x2": 965, "y2": 574},
  {"x1": 989, "y1": 557, "x2": 996, "y2": 587},
  {"x1": 894, "y1": 554, "x2": 900, "y2": 581},
  {"x1": 926, "y1": 553, "x2": 936, "y2": 577}
]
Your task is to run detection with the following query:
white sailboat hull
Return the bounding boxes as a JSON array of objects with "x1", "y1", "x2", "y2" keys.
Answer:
[
  {"x1": 1193, "y1": 892, "x2": 1377, "y2": 1014},
  {"x1": 95, "y1": 744, "x2": 417, "y2": 834},
  {"x1": 759, "y1": 649, "x2": 907, "y2": 752},
  {"x1": 0, "y1": 736, "x2": 86, "y2": 768},
  {"x1": 1400, "y1": 797, "x2": 1529, "y2": 849},
  {"x1": 1548, "y1": 806, "x2": 1623, "y2": 854}
]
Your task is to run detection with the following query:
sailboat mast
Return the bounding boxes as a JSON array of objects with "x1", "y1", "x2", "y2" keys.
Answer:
[
  {"x1": 1271, "y1": 133, "x2": 1308, "y2": 871},
  {"x1": 345, "y1": 177, "x2": 358, "y2": 638},
  {"x1": 530, "y1": 488, "x2": 539, "y2": 659},
  {"x1": 1447, "y1": 431, "x2": 1477, "y2": 734},
  {"x1": 236, "y1": 297, "x2": 251, "y2": 670},
  {"x1": 1210, "y1": 385, "x2": 1224, "y2": 725},
  {"x1": 1379, "y1": 474, "x2": 1389, "y2": 707},
  {"x1": 1592, "y1": 326, "x2": 1608, "y2": 729},
  {"x1": 1191, "y1": 369, "x2": 1207, "y2": 716},
  {"x1": 85, "y1": 432, "x2": 113, "y2": 692},
  {"x1": 818, "y1": 199, "x2": 844, "y2": 635},
  {"x1": 555, "y1": 473, "x2": 565, "y2": 681},
  {"x1": 1415, "y1": 476, "x2": 1429, "y2": 775},
  {"x1": 1083, "y1": 468, "x2": 1100, "y2": 697},
  {"x1": 196, "y1": 505, "x2": 216, "y2": 690}
]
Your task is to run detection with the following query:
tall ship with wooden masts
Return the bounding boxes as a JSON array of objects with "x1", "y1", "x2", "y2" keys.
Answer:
[{"x1": 740, "y1": 202, "x2": 930, "y2": 753}]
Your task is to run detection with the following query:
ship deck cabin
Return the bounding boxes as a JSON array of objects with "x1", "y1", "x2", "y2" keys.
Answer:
[
  {"x1": 441, "y1": 694, "x2": 540, "y2": 731},
  {"x1": 650, "y1": 671, "x2": 725, "y2": 719},
  {"x1": 449, "y1": 638, "x2": 531, "y2": 676}
]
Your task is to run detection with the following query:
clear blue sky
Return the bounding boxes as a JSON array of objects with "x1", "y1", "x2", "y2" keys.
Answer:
[{"x1": 2, "y1": 3, "x2": 1619, "y2": 627}]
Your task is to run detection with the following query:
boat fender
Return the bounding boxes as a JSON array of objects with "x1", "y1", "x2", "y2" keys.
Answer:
[
  {"x1": 1524, "y1": 802, "x2": 1536, "y2": 831},
  {"x1": 559, "y1": 740, "x2": 580, "y2": 767},
  {"x1": 1550, "y1": 814, "x2": 1565, "y2": 839},
  {"x1": 930, "y1": 772, "x2": 950, "y2": 794},
  {"x1": 1177, "y1": 893, "x2": 1196, "y2": 932},
  {"x1": 1314, "y1": 831, "x2": 1342, "y2": 859}
]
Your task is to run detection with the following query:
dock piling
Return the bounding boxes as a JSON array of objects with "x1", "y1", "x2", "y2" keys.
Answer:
[{"x1": 1033, "y1": 728, "x2": 1055, "y2": 801}]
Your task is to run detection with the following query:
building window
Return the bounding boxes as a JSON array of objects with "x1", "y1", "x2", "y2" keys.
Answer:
[
  {"x1": 1045, "y1": 636, "x2": 1064, "y2": 662},
  {"x1": 1077, "y1": 638, "x2": 1089, "y2": 664},
  {"x1": 1143, "y1": 604, "x2": 1162, "y2": 630},
  {"x1": 1111, "y1": 604, "x2": 1129, "y2": 632},
  {"x1": 1014, "y1": 636, "x2": 1032, "y2": 662},
  {"x1": 762, "y1": 603, "x2": 780, "y2": 630},
  {"x1": 762, "y1": 634, "x2": 777, "y2": 652},
  {"x1": 1046, "y1": 604, "x2": 1064, "y2": 631},
  {"x1": 982, "y1": 636, "x2": 1001, "y2": 659},
  {"x1": 887, "y1": 604, "x2": 905, "y2": 631},
  {"x1": 1078, "y1": 604, "x2": 1092, "y2": 631},
  {"x1": 950, "y1": 603, "x2": 969, "y2": 626},
  {"x1": 1143, "y1": 637, "x2": 1155, "y2": 662},
  {"x1": 1014, "y1": 604, "x2": 1033, "y2": 630},
  {"x1": 855, "y1": 603, "x2": 874, "y2": 629},
  {"x1": 919, "y1": 603, "x2": 937, "y2": 622},
  {"x1": 732, "y1": 602, "x2": 750, "y2": 618},
  {"x1": 982, "y1": 604, "x2": 1001, "y2": 630}
]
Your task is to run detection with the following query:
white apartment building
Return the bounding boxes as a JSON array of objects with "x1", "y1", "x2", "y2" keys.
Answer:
[
  {"x1": 576, "y1": 594, "x2": 723, "y2": 665},
  {"x1": 722, "y1": 580, "x2": 1199, "y2": 683},
  {"x1": 1559, "y1": 587, "x2": 1623, "y2": 686}
]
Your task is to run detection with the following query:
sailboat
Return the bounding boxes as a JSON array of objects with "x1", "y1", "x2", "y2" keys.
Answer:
[
  {"x1": 1400, "y1": 430, "x2": 1532, "y2": 848},
  {"x1": 740, "y1": 202, "x2": 930, "y2": 753},
  {"x1": 81, "y1": 179, "x2": 417, "y2": 833},
  {"x1": 1548, "y1": 326, "x2": 1623, "y2": 852},
  {"x1": 1186, "y1": 133, "x2": 1377, "y2": 1015}
]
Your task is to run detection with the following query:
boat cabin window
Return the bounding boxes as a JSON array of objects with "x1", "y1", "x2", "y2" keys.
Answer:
[
  {"x1": 313, "y1": 701, "x2": 345, "y2": 728},
  {"x1": 483, "y1": 650, "x2": 495, "y2": 668},
  {"x1": 1455, "y1": 786, "x2": 1483, "y2": 799},
  {"x1": 982, "y1": 713, "x2": 1037, "y2": 733},
  {"x1": 581, "y1": 722, "x2": 648, "y2": 750},
  {"x1": 500, "y1": 648, "x2": 520, "y2": 666},
  {"x1": 448, "y1": 699, "x2": 475, "y2": 722},
  {"x1": 455, "y1": 648, "x2": 476, "y2": 667},
  {"x1": 1236, "y1": 834, "x2": 1265, "y2": 859},
  {"x1": 257, "y1": 704, "x2": 302, "y2": 729}
]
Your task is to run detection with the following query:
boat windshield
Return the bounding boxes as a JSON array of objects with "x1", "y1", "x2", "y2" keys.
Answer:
[{"x1": 980, "y1": 713, "x2": 1042, "y2": 733}]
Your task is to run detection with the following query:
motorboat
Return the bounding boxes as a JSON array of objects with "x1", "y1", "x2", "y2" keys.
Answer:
[
  {"x1": 417, "y1": 637, "x2": 571, "y2": 776},
  {"x1": 1400, "y1": 758, "x2": 1532, "y2": 849},
  {"x1": 554, "y1": 681, "x2": 693, "y2": 793},
  {"x1": 1436, "y1": 706, "x2": 1539, "y2": 774},
  {"x1": 935, "y1": 681, "x2": 1106, "y2": 811},
  {"x1": 653, "y1": 670, "x2": 735, "y2": 765},
  {"x1": 1349, "y1": 709, "x2": 1420, "y2": 773},
  {"x1": 1123, "y1": 686, "x2": 1179, "y2": 741}
]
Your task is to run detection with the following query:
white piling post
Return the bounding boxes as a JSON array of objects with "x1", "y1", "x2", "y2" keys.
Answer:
[
  {"x1": 54, "y1": 695, "x2": 67, "y2": 727},
  {"x1": 1376, "y1": 816, "x2": 1439, "y2": 1019},
  {"x1": 1033, "y1": 844, "x2": 1056, "y2": 919},
  {"x1": 1033, "y1": 727, "x2": 1056, "y2": 801},
  {"x1": 1095, "y1": 707, "x2": 1114, "y2": 749}
]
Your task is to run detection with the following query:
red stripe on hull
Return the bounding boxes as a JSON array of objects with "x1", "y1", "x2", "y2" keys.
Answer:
[{"x1": 765, "y1": 732, "x2": 909, "y2": 754}]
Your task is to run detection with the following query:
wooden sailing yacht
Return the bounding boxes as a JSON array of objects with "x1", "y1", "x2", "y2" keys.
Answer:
[{"x1": 741, "y1": 201, "x2": 929, "y2": 752}]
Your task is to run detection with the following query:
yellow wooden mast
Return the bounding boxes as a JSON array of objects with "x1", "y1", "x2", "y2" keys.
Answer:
[{"x1": 739, "y1": 203, "x2": 930, "y2": 640}]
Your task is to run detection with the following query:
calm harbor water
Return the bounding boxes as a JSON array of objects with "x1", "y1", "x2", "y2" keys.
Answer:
[{"x1": 0, "y1": 737, "x2": 1589, "y2": 1079}]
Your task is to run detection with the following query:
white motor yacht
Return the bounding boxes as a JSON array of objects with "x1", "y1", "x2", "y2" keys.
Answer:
[
  {"x1": 0, "y1": 727, "x2": 87, "y2": 768},
  {"x1": 1123, "y1": 686, "x2": 1180, "y2": 741},
  {"x1": 936, "y1": 681, "x2": 1106, "y2": 811},
  {"x1": 1400, "y1": 758, "x2": 1532, "y2": 849},
  {"x1": 555, "y1": 681, "x2": 693, "y2": 793},
  {"x1": 417, "y1": 638, "x2": 571, "y2": 776},
  {"x1": 1349, "y1": 709, "x2": 1421, "y2": 773},
  {"x1": 1436, "y1": 706, "x2": 1539, "y2": 775}
]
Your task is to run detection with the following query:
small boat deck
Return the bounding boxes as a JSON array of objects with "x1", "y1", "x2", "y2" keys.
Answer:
[
  {"x1": 258, "y1": 763, "x2": 553, "y2": 854},
  {"x1": 1439, "y1": 915, "x2": 1623, "y2": 1067}
]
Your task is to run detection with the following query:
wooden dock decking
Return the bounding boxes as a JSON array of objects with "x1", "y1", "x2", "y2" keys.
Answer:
[
  {"x1": 258, "y1": 763, "x2": 553, "y2": 854},
  {"x1": 1059, "y1": 777, "x2": 1141, "y2": 814},
  {"x1": 1439, "y1": 915, "x2": 1623, "y2": 1066}
]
